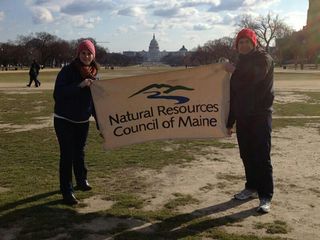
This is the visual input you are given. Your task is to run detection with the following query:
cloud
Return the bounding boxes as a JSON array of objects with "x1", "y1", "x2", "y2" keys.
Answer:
[
  {"x1": 70, "y1": 16, "x2": 102, "y2": 28},
  {"x1": 31, "y1": 6, "x2": 54, "y2": 24},
  {"x1": 146, "y1": 0, "x2": 218, "y2": 9},
  {"x1": 26, "y1": 0, "x2": 74, "y2": 14},
  {"x1": 153, "y1": 5, "x2": 198, "y2": 18},
  {"x1": 209, "y1": 0, "x2": 244, "y2": 11},
  {"x1": 153, "y1": 7, "x2": 180, "y2": 17},
  {"x1": 146, "y1": 1, "x2": 174, "y2": 9},
  {"x1": 220, "y1": 13, "x2": 237, "y2": 25},
  {"x1": 61, "y1": 0, "x2": 113, "y2": 15},
  {"x1": 208, "y1": 0, "x2": 278, "y2": 12},
  {"x1": 117, "y1": 7, "x2": 145, "y2": 17},
  {"x1": 116, "y1": 25, "x2": 137, "y2": 34},
  {"x1": 193, "y1": 23, "x2": 212, "y2": 31},
  {"x1": 0, "y1": 11, "x2": 5, "y2": 21},
  {"x1": 152, "y1": 20, "x2": 175, "y2": 31},
  {"x1": 181, "y1": 0, "x2": 219, "y2": 8},
  {"x1": 179, "y1": 7, "x2": 198, "y2": 17},
  {"x1": 244, "y1": 0, "x2": 279, "y2": 7},
  {"x1": 34, "y1": 0, "x2": 53, "y2": 4}
]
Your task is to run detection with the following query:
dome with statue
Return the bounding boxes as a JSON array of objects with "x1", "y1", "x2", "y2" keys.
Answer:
[
  {"x1": 149, "y1": 34, "x2": 159, "y2": 52},
  {"x1": 123, "y1": 33, "x2": 190, "y2": 63},
  {"x1": 179, "y1": 45, "x2": 188, "y2": 52}
]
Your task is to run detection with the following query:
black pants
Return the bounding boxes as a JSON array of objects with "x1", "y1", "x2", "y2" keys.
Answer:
[
  {"x1": 236, "y1": 114, "x2": 273, "y2": 200},
  {"x1": 28, "y1": 74, "x2": 40, "y2": 87},
  {"x1": 54, "y1": 117, "x2": 89, "y2": 194}
]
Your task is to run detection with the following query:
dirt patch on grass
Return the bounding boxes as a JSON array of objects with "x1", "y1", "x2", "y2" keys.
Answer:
[
  {"x1": 77, "y1": 195, "x2": 114, "y2": 214},
  {"x1": 136, "y1": 126, "x2": 320, "y2": 240},
  {"x1": 274, "y1": 80, "x2": 320, "y2": 91},
  {"x1": 1, "y1": 73, "x2": 319, "y2": 239},
  {"x1": 275, "y1": 91, "x2": 311, "y2": 104},
  {"x1": 0, "y1": 187, "x2": 9, "y2": 193},
  {"x1": 0, "y1": 116, "x2": 52, "y2": 133},
  {"x1": 73, "y1": 216, "x2": 146, "y2": 233},
  {"x1": 0, "y1": 82, "x2": 54, "y2": 90}
]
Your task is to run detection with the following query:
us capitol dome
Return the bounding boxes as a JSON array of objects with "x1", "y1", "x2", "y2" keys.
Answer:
[
  {"x1": 148, "y1": 34, "x2": 160, "y2": 62},
  {"x1": 123, "y1": 34, "x2": 189, "y2": 63}
]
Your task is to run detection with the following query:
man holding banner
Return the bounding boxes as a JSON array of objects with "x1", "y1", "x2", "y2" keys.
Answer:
[
  {"x1": 91, "y1": 29, "x2": 273, "y2": 214},
  {"x1": 226, "y1": 28, "x2": 274, "y2": 214}
]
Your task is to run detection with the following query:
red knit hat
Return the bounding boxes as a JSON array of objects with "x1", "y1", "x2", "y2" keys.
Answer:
[
  {"x1": 77, "y1": 40, "x2": 96, "y2": 58},
  {"x1": 235, "y1": 28, "x2": 257, "y2": 49}
]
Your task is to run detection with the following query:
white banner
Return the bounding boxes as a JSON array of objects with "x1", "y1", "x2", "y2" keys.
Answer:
[{"x1": 91, "y1": 63, "x2": 230, "y2": 149}]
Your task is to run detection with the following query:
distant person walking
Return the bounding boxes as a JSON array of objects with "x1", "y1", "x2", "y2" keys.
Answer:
[
  {"x1": 224, "y1": 28, "x2": 274, "y2": 213},
  {"x1": 53, "y1": 40, "x2": 100, "y2": 205},
  {"x1": 27, "y1": 60, "x2": 41, "y2": 87}
]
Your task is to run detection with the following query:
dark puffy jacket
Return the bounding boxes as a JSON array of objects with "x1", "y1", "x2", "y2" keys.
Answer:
[
  {"x1": 227, "y1": 49, "x2": 274, "y2": 128},
  {"x1": 53, "y1": 64, "x2": 95, "y2": 122}
]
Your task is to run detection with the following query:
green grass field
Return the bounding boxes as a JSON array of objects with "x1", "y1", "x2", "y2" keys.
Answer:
[{"x1": 0, "y1": 67, "x2": 319, "y2": 240}]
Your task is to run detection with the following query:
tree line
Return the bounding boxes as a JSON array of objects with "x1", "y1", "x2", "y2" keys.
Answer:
[
  {"x1": 0, "y1": 13, "x2": 318, "y2": 69},
  {"x1": 0, "y1": 32, "x2": 145, "y2": 68},
  {"x1": 164, "y1": 13, "x2": 319, "y2": 68}
]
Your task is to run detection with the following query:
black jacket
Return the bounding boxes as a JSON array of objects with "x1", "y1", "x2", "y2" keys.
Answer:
[
  {"x1": 227, "y1": 49, "x2": 274, "y2": 128},
  {"x1": 53, "y1": 64, "x2": 95, "y2": 122},
  {"x1": 29, "y1": 62, "x2": 40, "y2": 77}
]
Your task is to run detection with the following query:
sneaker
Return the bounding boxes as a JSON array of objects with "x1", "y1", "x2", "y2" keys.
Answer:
[
  {"x1": 257, "y1": 198, "x2": 271, "y2": 213},
  {"x1": 234, "y1": 188, "x2": 258, "y2": 200},
  {"x1": 62, "y1": 192, "x2": 79, "y2": 205},
  {"x1": 75, "y1": 180, "x2": 92, "y2": 191}
]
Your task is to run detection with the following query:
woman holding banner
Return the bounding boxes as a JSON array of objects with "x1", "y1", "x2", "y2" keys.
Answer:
[
  {"x1": 225, "y1": 28, "x2": 274, "y2": 213},
  {"x1": 53, "y1": 40, "x2": 99, "y2": 205}
]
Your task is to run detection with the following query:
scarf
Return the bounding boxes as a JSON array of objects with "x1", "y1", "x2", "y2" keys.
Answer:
[{"x1": 72, "y1": 58, "x2": 98, "y2": 80}]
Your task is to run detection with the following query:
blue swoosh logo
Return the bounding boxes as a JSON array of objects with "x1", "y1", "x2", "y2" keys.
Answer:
[{"x1": 129, "y1": 83, "x2": 194, "y2": 104}]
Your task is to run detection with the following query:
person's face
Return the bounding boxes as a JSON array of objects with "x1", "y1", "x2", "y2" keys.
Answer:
[
  {"x1": 237, "y1": 38, "x2": 254, "y2": 55},
  {"x1": 79, "y1": 49, "x2": 94, "y2": 65}
]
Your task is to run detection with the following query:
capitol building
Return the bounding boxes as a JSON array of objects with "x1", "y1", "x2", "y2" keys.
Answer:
[{"x1": 123, "y1": 34, "x2": 189, "y2": 63}]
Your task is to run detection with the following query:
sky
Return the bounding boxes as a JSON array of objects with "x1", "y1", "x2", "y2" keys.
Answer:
[{"x1": 0, "y1": 0, "x2": 308, "y2": 53}]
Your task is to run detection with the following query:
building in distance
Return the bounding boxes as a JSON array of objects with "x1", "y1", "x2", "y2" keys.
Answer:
[
  {"x1": 276, "y1": 0, "x2": 320, "y2": 67},
  {"x1": 123, "y1": 34, "x2": 189, "y2": 63}
]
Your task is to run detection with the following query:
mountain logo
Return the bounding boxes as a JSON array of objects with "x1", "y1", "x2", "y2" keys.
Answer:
[{"x1": 129, "y1": 83, "x2": 194, "y2": 104}]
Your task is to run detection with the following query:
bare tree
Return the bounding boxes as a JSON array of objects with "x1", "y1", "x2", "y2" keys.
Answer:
[
  {"x1": 50, "y1": 40, "x2": 74, "y2": 66},
  {"x1": 0, "y1": 32, "x2": 110, "y2": 68},
  {"x1": 17, "y1": 32, "x2": 58, "y2": 66},
  {"x1": 237, "y1": 13, "x2": 293, "y2": 52},
  {"x1": 237, "y1": 14, "x2": 259, "y2": 31},
  {"x1": 189, "y1": 37, "x2": 237, "y2": 65}
]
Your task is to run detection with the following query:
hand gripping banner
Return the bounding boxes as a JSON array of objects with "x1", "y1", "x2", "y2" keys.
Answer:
[{"x1": 91, "y1": 63, "x2": 230, "y2": 150}]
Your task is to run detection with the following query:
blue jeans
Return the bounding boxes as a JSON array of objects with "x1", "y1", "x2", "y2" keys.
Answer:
[{"x1": 54, "y1": 117, "x2": 89, "y2": 194}]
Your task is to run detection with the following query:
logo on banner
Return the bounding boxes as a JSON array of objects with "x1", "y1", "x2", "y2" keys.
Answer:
[{"x1": 129, "y1": 83, "x2": 194, "y2": 104}]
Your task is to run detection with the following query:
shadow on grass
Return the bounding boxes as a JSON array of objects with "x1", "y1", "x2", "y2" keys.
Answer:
[
  {"x1": 0, "y1": 190, "x2": 60, "y2": 212},
  {"x1": 112, "y1": 198, "x2": 258, "y2": 239},
  {"x1": 0, "y1": 190, "x2": 96, "y2": 239},
  {"x1": 0, "y1": 191, "x2": 258, "y2": 240}
]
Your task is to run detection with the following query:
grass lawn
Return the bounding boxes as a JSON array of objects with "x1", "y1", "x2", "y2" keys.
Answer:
[
  {"x1": 0, "y1": 66, "x2": 184, "y2": 84},
  {"x1": 0, "y1": 67, "x2": 319, "y2": 239},
  {"x1": 0, "y1": 66, "x2": 319, "y2": 83}
]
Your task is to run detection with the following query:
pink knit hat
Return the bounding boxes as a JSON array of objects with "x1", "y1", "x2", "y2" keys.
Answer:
[
  {"x1": 77, "y1": 40, "x2": 96, "y2": 58},
  {"x1": 235, "y1": 28, "x2": 257, "y2": 49}
]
